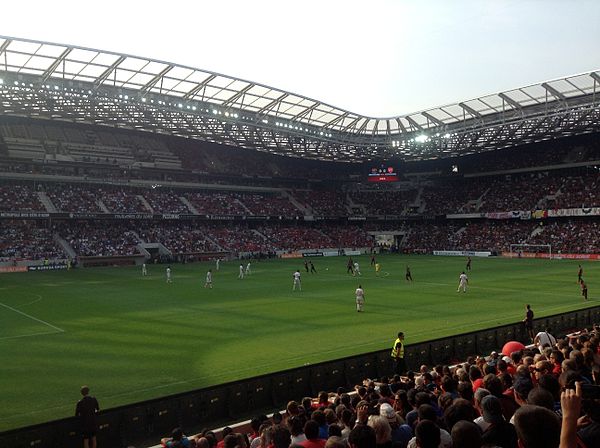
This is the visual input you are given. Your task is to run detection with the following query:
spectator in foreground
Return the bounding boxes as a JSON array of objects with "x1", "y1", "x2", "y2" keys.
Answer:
[
  {"x1": 450, "y1": 420, "x2": 482, "y2": 448},
  {"x1": 414, "y1": 420, "x2": 440, "y2": 448},
  {"x1": 480, "y1": 395, "x2": 517, "y2": 448},
  {"x1": 513, "y1": 405, "x2": 560, "y2": 448},
  {"x1": 161, "y1": 427, "x2": 194, "y2": 448},
  {"x1": 348, "y1": 424, "x2": 376, "y2": 448},
  {"x1": 75, "y1": 385, "x2": 100, "y2": 448}
]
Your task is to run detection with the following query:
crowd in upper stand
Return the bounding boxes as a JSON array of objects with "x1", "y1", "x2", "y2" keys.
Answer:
[
  {"x1": 5, "y1": 168, "x2": 600, "y2": 218},
  {"x1": 0, "y1": 184, "x2": 45, "y2": 212}
]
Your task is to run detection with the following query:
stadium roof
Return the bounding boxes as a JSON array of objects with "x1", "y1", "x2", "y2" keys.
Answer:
[{"x1": 1, "y1": 35, "x2": 600, "y2": 162}]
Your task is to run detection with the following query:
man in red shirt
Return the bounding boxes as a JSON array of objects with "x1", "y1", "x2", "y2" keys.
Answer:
[{"x1": 299, "y1": 420, "x2": 326, "y2": 448}]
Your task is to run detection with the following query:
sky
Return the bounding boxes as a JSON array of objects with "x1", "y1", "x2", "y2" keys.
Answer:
[{"x1": 1, "y1": 0, "x2": 599, "y2": 117}]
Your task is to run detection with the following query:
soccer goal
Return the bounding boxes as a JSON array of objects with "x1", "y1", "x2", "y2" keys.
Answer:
[{"x1": 508, "y1": 244, "x2": 552, "y2": 259}]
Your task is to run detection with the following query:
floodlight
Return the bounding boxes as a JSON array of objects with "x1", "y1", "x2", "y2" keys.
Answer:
[
  {"x1": 415, "y1": 134, "x2": 428, "y2": 143},
  {"x1": 141, "y1": 98, "x2": 146, "y2": 102},
  {"x1": 0, "y1": 78, "x2": 3, "y2": 84}
]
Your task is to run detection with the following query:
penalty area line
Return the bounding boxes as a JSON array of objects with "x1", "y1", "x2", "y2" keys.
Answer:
[{"x1": 0, "y1": 301, "x2": 65, "y2": 334}]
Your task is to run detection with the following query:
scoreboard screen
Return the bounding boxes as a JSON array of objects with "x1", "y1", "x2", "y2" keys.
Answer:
[{"x1": 368, "y1": 166, "x2": 399, "y2": 182}]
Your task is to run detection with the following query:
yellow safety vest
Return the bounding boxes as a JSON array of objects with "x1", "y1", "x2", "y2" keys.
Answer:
[{"x1": 391, "y1": 338, "x2": 404, "y2": 359}]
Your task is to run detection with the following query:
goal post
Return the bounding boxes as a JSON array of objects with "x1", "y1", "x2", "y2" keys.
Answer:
[{"x1": 508, "y1": 244, "x2": 552, "y2": 259}]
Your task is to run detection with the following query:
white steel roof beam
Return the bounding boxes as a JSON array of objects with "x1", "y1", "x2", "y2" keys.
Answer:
[
  {"x1": 220, "y1": 83, "x2": 253, "y2": 108},
  {"x1": 257, "y1": 93, "x2": 289, "y2": 115},
  {"x1": 41, "y1": 48, "x2": 73, "y2": 82},
  {"x1": 183, "y1": 74, "x2": 216, "y2": 99},
  {"x1": 405, "y1": 116, "x2": 422, "y2": 131},
  {"x1": 458, "y1": 102, "x2": 482, "y2": 118},
  {"x1": 541, "y1": 82, "x2": 567, "y2": 101},
  {"x1": 422, "y1": 111, "x2": 444, "y2": 127},
  {"x1": 141, "y1": 65, "x2": 174, "y2": 93},
  {"x1": 93, "y1": 56, "x2": 126, "y2": 88},
  {"x1": 498, "y1": 92, "x2": 522, "y2": 110}
]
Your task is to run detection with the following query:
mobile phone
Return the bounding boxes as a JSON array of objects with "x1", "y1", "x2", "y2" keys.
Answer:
[{"x1": 581, "y1": 384, "x2": 600, "y2": 399}]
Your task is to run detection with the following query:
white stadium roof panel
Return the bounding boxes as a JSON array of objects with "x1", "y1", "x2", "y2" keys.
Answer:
[
  {"x1": 68, "y1": 48, "x2": 100, "y2": 63},
  {"x1": 7, "y1": 40, "x2": 42, "y2": 55}
]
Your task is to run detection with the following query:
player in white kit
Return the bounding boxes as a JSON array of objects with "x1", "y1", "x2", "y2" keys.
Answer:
[
  {"x1": 142, "y1": 263, "x2": 147, "y2": 276},
  {"x1": 293, "y1": 270, "x2": 302, "y2": 291},
  {"x1": 216, "y1": 258, "x2": 220, "y2": 271},
  {"x1": 355, "y1": 285, "x2": 365, "y2": 312},
  {"x1": 457, "y1": 271, "x2": 468, "y2": 293},
  {"x1": 353, "y1": 262, "x2": 361, "y2": 276},
  {"x1": 245, "y1": 262, "x2": 251, "y2": 275},
  {"x1": 204, "y1": 269, "x2": 213, "y2": 289},
  {"x1": 166, "y1": 266, "x2": 172, "y2": 283},
  {"x1": 238, "y1": 264, "x2": 244, "y2": 279}
]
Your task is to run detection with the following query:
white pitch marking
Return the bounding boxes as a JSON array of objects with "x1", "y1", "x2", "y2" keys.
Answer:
[
  {"x1": 0, "y1": 302, "x2": 64, "y2": 333},
  {"x1": 0, "y1": 330, "x2": 63, "y2": 341}
]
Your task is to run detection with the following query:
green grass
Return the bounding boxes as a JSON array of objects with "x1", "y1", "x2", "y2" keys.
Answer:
[{"x1": 0, "y1": 254, "x2": 597, "y2": 431}]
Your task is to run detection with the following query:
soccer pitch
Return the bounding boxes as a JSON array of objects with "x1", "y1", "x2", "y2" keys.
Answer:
[{"x1": 0, "y1": 254, "x2": 596, "y2": 431}]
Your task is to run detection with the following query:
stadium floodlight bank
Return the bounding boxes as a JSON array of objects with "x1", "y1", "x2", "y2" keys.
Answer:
[{"x1": 509, "y1": 244, "x2": 552, "y2": 259}]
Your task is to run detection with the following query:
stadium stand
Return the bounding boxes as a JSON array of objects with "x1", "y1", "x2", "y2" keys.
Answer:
[{"x1": 149, "y1": 323, "x2": 600, "y2": 448}]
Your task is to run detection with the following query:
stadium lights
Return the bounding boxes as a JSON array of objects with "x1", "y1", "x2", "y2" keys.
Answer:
[
  {"x1": 0, "y1": 78, "x2": 3, "y2": 84},
  {"x1": 415, "y1": 134, "x2": 429, "y2": 143}
]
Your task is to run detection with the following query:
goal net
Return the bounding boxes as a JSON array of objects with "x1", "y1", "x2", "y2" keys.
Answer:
[{"x1": 508, "y1": 244, "x2": 552, "y2": 259}]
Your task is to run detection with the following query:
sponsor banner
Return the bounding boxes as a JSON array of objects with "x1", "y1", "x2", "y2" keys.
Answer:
[
  {"x1": 0, "y1": 212, "x2": 50, "y2": 218},
  {"x1": 532, "y1": 210, "x2": 548, "y2": 219},
  {"x1": 245, "y1": 215, "x2": 270, "y2": 220},
  {"x1": 0, "y1": 266, "x2": 28, "y2": 273},
  {"x1": 27, "y1": 264, "x2": 68, "y2": 271},
  {"x1": 433, "y1": 250, "x2": 492, "y2": 257},
  {"x1": 302, "y1": 251, "x2": 324, "y2": 257},
  {"x1": 161, "y1": 214, "x2": 180, "y2": 220},
  {"x1": 485, "y1": 211, "x2": 530, "y2": 220},
  {"x1": 502, "y1": 251, "x2": 600, "y2": 260},
  {"x1": 547, "y1": 207, "x2": 600, "y2": 218},
  {"x1": 348, "y1": 216, "x2": 366, "y2": 221},
  {"x1": 114, "y1": 214, "x2": 154, "y2": 219},
  {"x1": 446, "y1": 213, "x2": 485, "y2": 219},
  {"x1": 322, "y1": 250, "x2": 340, "y2": 257},
  {"x1": 344, "y1": 250, "x2": 362, "y2": 256},
  {"x1": 281, "y1": 252, "x2": 303, "y2": 259},
  {"x1": 69, "y1": 212, "x2": 100, "y2": 219},
  {"x1": 208, "y1": 215, "x2": 236, "y2": 220}
]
